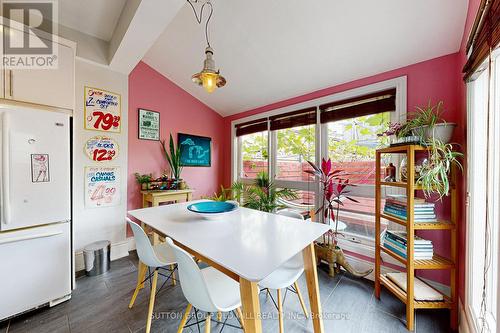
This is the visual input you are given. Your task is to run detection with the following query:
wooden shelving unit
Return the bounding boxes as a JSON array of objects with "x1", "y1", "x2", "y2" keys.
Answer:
[{"x1": 374, "y1": 144, "x2": 457, "y2": 331}]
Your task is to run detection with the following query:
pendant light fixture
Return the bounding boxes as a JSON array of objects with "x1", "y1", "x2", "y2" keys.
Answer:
[{"x1": 188, "y1": 0, "x2": 226, "y2": 93}]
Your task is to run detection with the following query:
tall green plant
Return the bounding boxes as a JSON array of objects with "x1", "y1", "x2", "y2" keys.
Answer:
[{"x1": 161, "y1": 133, "x2": 183, "y2": 180}]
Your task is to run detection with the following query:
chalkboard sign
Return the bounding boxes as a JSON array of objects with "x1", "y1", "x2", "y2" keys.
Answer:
[{"x1": 178, "y1": 133, "x2": 211, "y2": 167}]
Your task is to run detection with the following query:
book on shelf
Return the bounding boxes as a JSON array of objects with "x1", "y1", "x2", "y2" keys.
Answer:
[
  {"x1": 384, "y1": 203, "x2": 435, "y2": 213},
  {"x1": 385, "y1": 198, "x2": 435, "y2": 209},
  {"x1": 386, "y1": 194, "x2": 427, "y2": 204},
  {"x1": 383, "y1": 209, "x2": 437, "y2": 222},
  {"x1": 384, "y1": 235, "x2": 433, "y2": 251},
  {"x1": 383, "y1": 236, "x2": 433, "y2": 259},
  {"x1": 384, "y1": 206, "x2": 436, "y2": 218},
  {"x1": 385, "y1": 230, "x2": 433, "y2": 245}
]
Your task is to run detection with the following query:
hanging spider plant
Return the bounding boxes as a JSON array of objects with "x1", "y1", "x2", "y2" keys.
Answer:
[{"x1": 417, "y1": 138, "x2": 463, "y2": 199}]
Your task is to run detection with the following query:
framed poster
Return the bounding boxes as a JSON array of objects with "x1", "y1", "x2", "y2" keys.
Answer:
[
  {"x1": 84, "y1": 136, "x2": 119, "y2": 162},
  {"x1": 178, "y1": 133, "x2": 211, "y2": 167},
  {"x1": 84, "y1": 86, "x2": 121, "y2": 133},
  {"x1": 31, "y1": 154, "x2": 50, "y2": 182},
  {"x1": 138, "y1": 109, "x2": 160, "y2": 140},
  {"x1": 85, "y1": 166, "x2": 120, "y2": 208}
]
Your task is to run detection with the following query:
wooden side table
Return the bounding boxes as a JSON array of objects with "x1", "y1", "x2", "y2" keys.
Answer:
[{"x1": 141, "y1": 189, "x2": 194, "y2": 208}]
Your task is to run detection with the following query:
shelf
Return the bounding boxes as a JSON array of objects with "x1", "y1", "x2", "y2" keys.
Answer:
[
  {"x1": 377, "y1": 145, "x2": 430, "y2": 154},
  {"x1": 381, "y1": 246, "x2": 454, "y2": 269},
  {"x1": 379, "y1": 275, "x2": 453, "y2": 309},
  {"x1": 380, "y1": 213, "x2": 455, "y2": 230}
]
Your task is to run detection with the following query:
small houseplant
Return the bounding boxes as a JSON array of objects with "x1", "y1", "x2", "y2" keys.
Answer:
[
  {"x1": 161, "y1": 133, "x2": 185, "y2": 189},
  {"x1": 134, "y1": 173, "x2": 153, "y2": 190},
  {"x1": 410, "y1": 101, "x2": 456, "y2": 143},
  {"x1": 306, "y1": 158, "x2": 373, "y2": 278},
  {"x1": 241, "y1": 172, "x2": 298, "y2": 212}
]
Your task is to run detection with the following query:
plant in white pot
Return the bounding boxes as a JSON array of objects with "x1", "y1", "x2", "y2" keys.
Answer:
[{"x1": 410, "y1": 101, "x2": 456, "y2": 143}]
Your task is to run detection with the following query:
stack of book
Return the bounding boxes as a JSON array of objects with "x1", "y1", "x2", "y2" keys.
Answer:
[
  {"x1": 384, "y1": 194, "x2": 437, "y2": 223},
  {"x1": 383, "y1": 230, "x2": 433, "y2": 259}
]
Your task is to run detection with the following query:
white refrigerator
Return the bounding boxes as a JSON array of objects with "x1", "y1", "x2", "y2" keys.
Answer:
[{"x1": 0, "y1": 106, "x2": 72, "y2": 321}]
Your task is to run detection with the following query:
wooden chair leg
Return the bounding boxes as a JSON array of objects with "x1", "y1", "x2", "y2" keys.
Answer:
[
  {"x1": 170, "y1": 264, "x2": 177, "y2": 286},
  {"x1": 205, "y1": 314, "x2": 211, "y2": 333},
  {"x1": 145, "y1": 269, "x2": 159, "y2": 333},
  {"x1": 129, "y1": 263, "x2": 148, "y2": 309},
  {"x1": 177, "y1": 303, "x2": 192, "y2": 333},
  {"x1": 236, "y1": 307, "x2": 245, "y2": 330},
  {"x1": 277, "y1": 289, "x2": 284, "y2": 333},
  {"x1": 294, "y1": 281, "x2": 309, "y2": 318}
]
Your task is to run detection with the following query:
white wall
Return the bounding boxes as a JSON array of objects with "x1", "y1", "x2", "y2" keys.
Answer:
[{"x1": 73, "y1": 59, "x2": 129, "y2": 271}]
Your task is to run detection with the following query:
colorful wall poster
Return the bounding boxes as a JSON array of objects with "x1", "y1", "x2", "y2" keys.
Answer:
[
  {"x1": 178, "y1": 133, "x2": 211, "y2": 167},
  {"x1": 84, "y1": 136, "x2": 119, "y2": 162},
  {"x1": 85, "y1": 166, "x2": 120, "y2": 208},
  {"x1": 84, "y1": 86, "x2": 121, "y2": 133},
  {"x1": 138, "y1": 109, "x2": 160, "y2": 140},
  {"x1": 31, "y1": 154, "x2": 50, "y2": 182}
]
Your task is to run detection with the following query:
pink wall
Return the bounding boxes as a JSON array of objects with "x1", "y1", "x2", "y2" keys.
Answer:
[
  {"x1": 222, "y1": 52, "x2": 470, "y2": 287},
  {"x1": 128, "y1": 62, "x2": 224, "y2": 214}
]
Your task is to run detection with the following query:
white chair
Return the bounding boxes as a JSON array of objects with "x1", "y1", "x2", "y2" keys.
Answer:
[
  {"x1": 127, "y1": 218, "x2": 178, "y2": 333},
  {"x1": 259, "y1": 210, "x2": 309, "y2": 333},
  {"x1": 164, "y1": 237, "x2": 244, "y2": 333}
]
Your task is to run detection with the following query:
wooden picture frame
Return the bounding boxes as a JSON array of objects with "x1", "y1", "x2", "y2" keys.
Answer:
[
  {"x1": 178, "y1": 133, "x2": 212, "y2": 167},
  {"x1": 138, "y1": 109, "x2": 160, "y2": 141}
]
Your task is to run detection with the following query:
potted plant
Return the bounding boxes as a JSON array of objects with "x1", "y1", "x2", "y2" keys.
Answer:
[
  {"x1": 306, "y1": 158, "x2": 373, "y2": 278},
  {"x1": 411, "y1": 101, "x2": 456, "y2": 144},
  {"x1": 234, "y1": 172, "x2": 298, "y2": 213},
  {"x1": 417, "y1": 139, "x2": 463, "y2": 199},
  {"x1": 161, "y1": 133, "x2": 185, "y2": 189},
  {"x1": 134, "y1": 173, "x2": 153, "y2": 190}
]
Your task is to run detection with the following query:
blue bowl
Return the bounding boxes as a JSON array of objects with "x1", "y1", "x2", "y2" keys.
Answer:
[{"x1": 187, "y1": 201, "x2": 238, "y2": 219}]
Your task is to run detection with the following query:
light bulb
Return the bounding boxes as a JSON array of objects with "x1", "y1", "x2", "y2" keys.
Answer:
[{"x1": 201, "y1": 72, "x2": 217, "y2": 93}]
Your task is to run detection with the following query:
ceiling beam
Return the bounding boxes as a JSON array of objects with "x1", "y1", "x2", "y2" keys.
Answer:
[{"x1": 108, "y1": 0, "x2": 184, "y2": 74}]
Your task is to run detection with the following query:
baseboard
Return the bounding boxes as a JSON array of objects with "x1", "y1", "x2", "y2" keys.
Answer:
[
  {"x1": 74, "y1": 240, "x2": 131, "y2": 273},
  {"x1": 343, "y1": 253, "x2": 451, "y2": 296}
]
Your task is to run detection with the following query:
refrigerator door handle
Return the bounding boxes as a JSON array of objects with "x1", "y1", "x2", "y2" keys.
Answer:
[
  {"x1": 0, "y1": 231, "x2": 63, "y2": 245},
  {"x1": 1, "y1": 112, "x2": 11, "y2": 225}
]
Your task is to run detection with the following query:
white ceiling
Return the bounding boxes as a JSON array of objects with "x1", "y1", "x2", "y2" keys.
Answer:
[
  {"x1": 58, "y1": 0, "x2": 127, "y2": 41},
  {"x1": 143, "y1": 0, "x2": 468, "y2": 117}
]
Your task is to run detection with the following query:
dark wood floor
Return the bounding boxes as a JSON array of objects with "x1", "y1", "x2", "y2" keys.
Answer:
[{"x1": 0, "y1": 253, "x2": 452, "y2": 333}]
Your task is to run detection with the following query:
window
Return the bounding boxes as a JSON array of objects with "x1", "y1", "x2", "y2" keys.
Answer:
[
  {"x1": 239, "y1": 131, "x2": 268, "y2": 179},
  {"x1": 232, "y1": 77, "x2": 406, "y2": 248},
  {"x1": 466, "y1": 48, "x2": 500, "y2": 332},
  {"x1": 324, "y1": 112, "x2": 391, "y2": 239}
]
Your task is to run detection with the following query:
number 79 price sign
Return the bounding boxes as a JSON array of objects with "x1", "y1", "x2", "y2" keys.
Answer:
[{"x1": 84, "y1": 87, "x2": 121, "y2": 133}]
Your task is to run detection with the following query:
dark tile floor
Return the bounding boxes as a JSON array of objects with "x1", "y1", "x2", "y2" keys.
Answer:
[{"x1": 0, "y1": 253, "x2": 452, "y2": 333}]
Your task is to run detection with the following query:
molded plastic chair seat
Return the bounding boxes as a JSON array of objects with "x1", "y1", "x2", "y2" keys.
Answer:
[
  {"x1": 152, "y1": 243, "x2": 177, "y2": 264},
  {"x1": 259, "y1": 253, "x2": 304, "y2": 290},
  {"x1": 201, "y1": 266, "x2": 241, "y2": 311}
]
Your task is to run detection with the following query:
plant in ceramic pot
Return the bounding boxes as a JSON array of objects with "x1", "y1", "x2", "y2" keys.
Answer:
[
  {"x1": 160, "y1": 133, "x2": 184, "y2": 189},
  {"x1": 134, "y1": 173, "x2": 153, "y2": 190},
  {"x1": 411, "y1": 101, "x2": 456, "y2": 143},
  {"x1": 306, "y1": 158, "x2": 373, "y2": 278}
]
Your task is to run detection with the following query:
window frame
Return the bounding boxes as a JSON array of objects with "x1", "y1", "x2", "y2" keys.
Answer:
[
  {"x1": 231, "y1": 76, "x2": 407, "y2": 259},
  {"x1": 465, "y1": 48, "x2": 500, "y2": 333}
]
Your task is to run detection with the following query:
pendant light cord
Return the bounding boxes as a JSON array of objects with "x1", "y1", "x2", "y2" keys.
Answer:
[{"x1": 187, "y1": 0, "x2": 213, "y2": 48}]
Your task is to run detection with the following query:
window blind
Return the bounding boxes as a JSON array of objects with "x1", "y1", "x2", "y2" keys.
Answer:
[
  {"x1": 463, "y1": 0, "x2": 500, "y2": 81},
  {"x1": 269, "y1": 107, "x2": 317, "y2": 131},
  {"x1": 235, "y1": 118, "x2": 268, "y2": 137},
  {"x1": 319, "y1": 88, "x2": 396, "y2": 124}
]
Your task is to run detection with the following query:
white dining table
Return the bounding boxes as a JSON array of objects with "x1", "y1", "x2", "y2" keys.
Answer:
[{"x1": 128, "y1": 200, "x2": 330, "y2": 333}]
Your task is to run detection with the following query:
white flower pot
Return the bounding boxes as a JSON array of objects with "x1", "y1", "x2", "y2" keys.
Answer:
[{"x1": 413, "y1": 123, "x2": 456, "y2": 143}]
